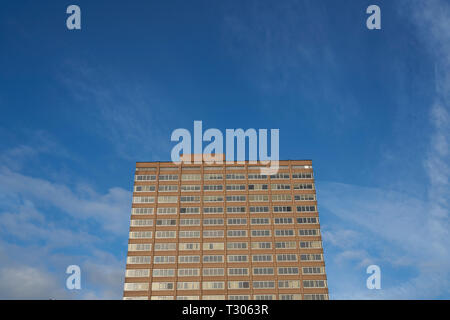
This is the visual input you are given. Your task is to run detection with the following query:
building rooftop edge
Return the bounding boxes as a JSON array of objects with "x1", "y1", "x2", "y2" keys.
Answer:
[{"x1": 135, "y1": 159, "x2": 313, "y2": 164}]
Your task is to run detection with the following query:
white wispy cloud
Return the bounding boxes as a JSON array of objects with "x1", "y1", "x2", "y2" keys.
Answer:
[
  {"x1": 316, "y1": 0, "x2": 450, "y2": 300},
  {"x1": 0, "y1": 168, "x2": 131, "y2": 235},
  {"x1": 319, "y1": 181, "x2": 449, "y2": 299},
  {"x1": 57, "y1": 61, "x2": 173, "y2": 161},
  {"x1": 0, "y1": 132, "x2": 130, "y2": 299},
  {"x1": 0, "y1": 240, "x2": 126, "y2": 300}
]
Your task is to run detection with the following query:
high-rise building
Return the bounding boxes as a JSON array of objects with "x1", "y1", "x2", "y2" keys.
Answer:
[{"x1": 123, "y1": 155, "x2": 328, "y2": 300}]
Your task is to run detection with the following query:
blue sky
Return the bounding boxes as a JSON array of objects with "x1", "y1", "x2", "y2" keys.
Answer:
[{"x1": 0, "y1": 0, "x2": 448, "y2": 299}]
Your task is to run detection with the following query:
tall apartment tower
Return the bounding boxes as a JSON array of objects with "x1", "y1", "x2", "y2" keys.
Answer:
[{"x1": 123, "y1": 155, "x2": 328, "y2": 300}]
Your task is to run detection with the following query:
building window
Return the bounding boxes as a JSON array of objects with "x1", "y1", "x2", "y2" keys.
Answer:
[
  {"x1": 276, "y1": 254, "x2": 297, "y2": 262},
  {"x1": 179, "y1": 219, "x2": 201, "y2": 226},
  {"x1": 297, "y1": 217, "x2": 318, "y2": 224},
  {"x1": 125, "y1": 269, "x2": 150, "y2": 277},
  {"x1": 279, "y1": 294, "x2": 302, "y2": 300},
  {"x1": 228, "y1": 295, "x2": 250, "y2": 300},
  {"x1": 278, "y1": 280, "x2": 300, "y2": 289},
  {"x1": 157, "y1": 207, "x2": 177, "y2": 215},
  {"x1": 179, "y1": 231, "x2": 201, "y2": 238},
  {"x1": 129, "y1": 231, "x2": 152, "y2": 239},
  {"x1": 228, "y1": 268, "x2": 249, "y2": 276},
  {"x1": 179, "y1": 243, "x2": 200, "y2": 251},
  {"x1": 203, "y1": 230, "x2": 224, "y2": 238},
  {"x1": 275, "y1": 241, "x2": 296, "y2": 249},
  {"x1": 252, "y1": 255, "x2": 273, "y2": 262},
  {"x1": 248, "y1": 184, "x2": 268, "y2": 190},
  {"x1": 270, "y1": 173, "x2": 290, "y2": 179},
  {"x1": 158, "y1": 174, "x2": 178, "y2": 181},
  {"x1": 253, "y1": 267, "x2": 274, "y2": 275},
  {"x1": 253, "y1": 281, "x2": 275, "y2": 289},
  {"x1": 274, "y1": 217, "x2": 293, "y2": 224},
  {"x1": 158, "y1": 185, "x2": 178, "y2": 192},
  {"x1": 133, "y1": 196, "x2": 155, "y2": 204},
  {"x1": 248, "y1": 174, "x2": 267, "y2": 180},
  {"x1": 178, "y1": 268, "x2": 200, "y2": 277},
  {"x1": 254, "y1": 295, "x2": 275, "y2": 300},
  {"x1": 134, "y1": 185, "x2": 156, "y2": 192},
  {"x1": 298, "y1": 229, "x2": 320, "y2": 236},
  {"x1": 294, "y1": 194, "x2": 316, "y2": 201},
  {"x1": 128, "y1": 244, "x2": 152, "y2": 252},
  {"x1": 181, "y1": 185, "x2": 201, "y2": 192},
  {"x1": 204, "y1": 185, "x2": 223, "y2": 191},
  {"x1": 180, "y1": 196, "x2": 200, "y2": 203},
  {"x1": 202, "y1": 282, "x2": 224, "y2": 290},
  {"x1": 271, "y1": 194, "x2": 292, "y2": 202},
  {"x1": 157, "y1": 196, "x2": 178, "y2": 204},
  {"x1": 300, "y1": 254, "x2": 323, "y2": 261},
  {"x1": 227, "y1": 242, "x2": 248, "y2": 250},
  {"x1": 204, "y1": 174, "x2": 223, "y2": 180},
  {"x1": 293, "y1": 183, "x2": 314, "y2": 190},
  {"x1": 127, "y1": 256, "x2": 151, "y2": 264},
  {"x1": 153, "y1": 269, "x2": 175, "y2": 277},
  {"x1": 151, "y1": 282, "x2": 174, "y2": 291},
  {"x1": 226, "y1": 174, "x2": 246, "y2": 180},
  {"x1": 177, "y1": 296, "x2": 200, "y2": 300},
  {"x1": 156, "y1": 219, "x2": 176, "y2": 226},
  {"x1": 292, "y1": 172, "x2": 313, "y2": 179},
  {"x1": 250, "y1": 206, "x2": 269, "y2": 213},
  {"x1": 271, "y1": 184, "x2": 290, "y2": 190},
  {"x1": 204, "y1": 195, "x2": 224, "y2": 202},
  {"x1": 251, "y1": 242, "x2": 271, "y2": 249},
  {"x1": 227, "y1": 255, "x2": 248, "y2": 263},
  {"x1": 303, "y1": 294, "x2": 328, "y2": 300},
  {"x1": 124, "y1": 283, "x2": 149, "y2": 291},
  {"x1": 228, "y1": 281, "x2": 250, "y2": 289},
  {"x1": 296, "y1": 205, "x2": 316, "y2": 213},
  {"x1": 132, "y1": 208, "x2": 154, "y2": 215},
  {"x1": 226, "y1": 195, "x2": 246, "y2": 202},
  {"x1": 248, "y1": 195, "x2": 268, "y2": 202},
  {"x1": 180, "y1": 207, "x2": 200, "y2": 214},
  {"x1": 302, "y1": 267, "x2": 325, "y2": 275},
  {"x1": 203, "y1": 255, "x2": 224, "y2": 263},
  {"x1": 203, "y1": 242, "x2": 224, "y2": 250},
  {"x1": 274, "y1": 229, "x2": 295, "y2": 237},
  {"x1": 203, "y1": 268, "x2": 224, "y2": 276},
  {"x1": 181, "y1": 174, "x2": 201, "y2": 181},
  {"x1": 227, "y1": 218, "x2": 247, "y2": 225},
  {"x1": 154, "y1": 243, "x2": 177, "y2": 251},
  {"x1": 155, "y1": 231, "x2": 176, "y2": 239},
  {"x1": 251, "y1": 230, "x2": 271, "y2": 237},
  {"x1": 153, "y1": 256, "x2": 176, "y2": 264},
  {"x1": 278, "y1": 267, "x2": 299, "y2": 275},
  {"x1": 227, "y1": 206, "x2": 246, "y2": 213},
  {"x1": 299, "y1": 241, "x2": 322, "y2": 249},
  {"x1": 226, "y1": 184, "x2": 246, "y2": 191},
  {"x1": 203, "y1": 218, "x2": 224, "y2": 226},
  {"x1": 135, "y1": 175, "x2": 156, "y2": 181},
  {"x1": 273, "y1": 206, "x2": 292, "y2": 213},
  {"x1": 178, "y1": 255, "x2": 201, "y2": 263},
  {"x1": 130, "y1": 219, "x2": 154, "y2": 226},
  {"x1": 202, "y1": 206, "x2": 223, "y2": 214},
  {"x1": 177, "y1": 282, "x2": 200, "y2": 290},
  {"x1": 303, "y1": 280, "x2": 327, "y2": 288}
]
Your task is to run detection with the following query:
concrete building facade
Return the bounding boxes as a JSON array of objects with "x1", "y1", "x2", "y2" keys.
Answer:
[{"x1": 123, "y1": 156, "x2": 328, "y2": 300}]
